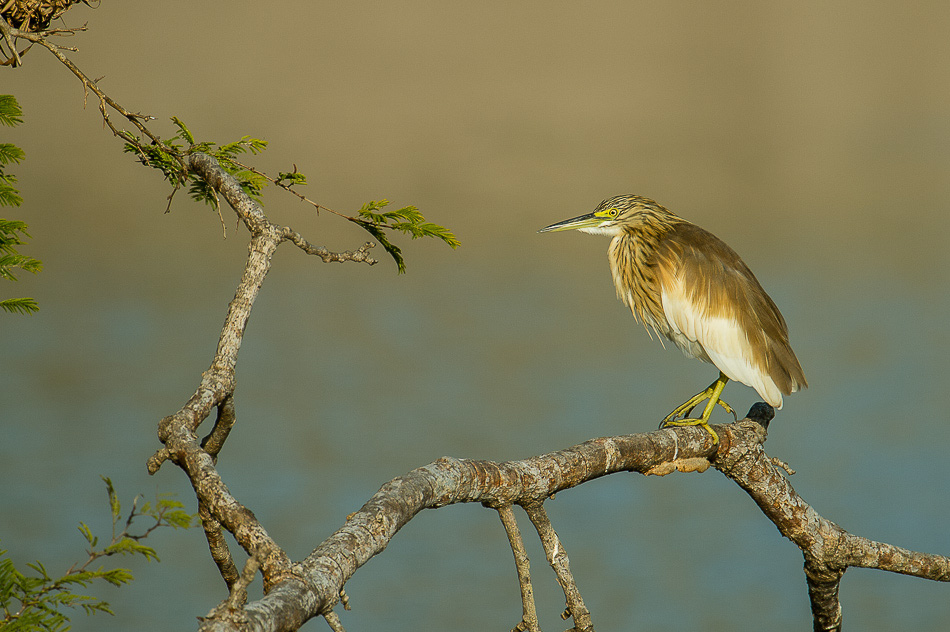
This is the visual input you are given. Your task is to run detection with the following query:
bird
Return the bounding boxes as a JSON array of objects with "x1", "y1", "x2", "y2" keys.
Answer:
[{"x1": 539, "y1": 194, "x2": 806, "y2": 444}]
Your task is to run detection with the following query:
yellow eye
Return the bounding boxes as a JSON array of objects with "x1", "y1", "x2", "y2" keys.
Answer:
[{"x1": 606, "y1": 208, "x2": 619, "y2": 218}]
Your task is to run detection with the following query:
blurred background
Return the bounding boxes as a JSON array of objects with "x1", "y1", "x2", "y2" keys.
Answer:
[{"x1": 2, "y1": 1, "x2": 949, "y2": 630}]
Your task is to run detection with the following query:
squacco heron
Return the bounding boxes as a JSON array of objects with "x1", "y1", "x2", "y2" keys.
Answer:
[{"x1": 540, "y1": 195, "x2": 806, "y2": 444}]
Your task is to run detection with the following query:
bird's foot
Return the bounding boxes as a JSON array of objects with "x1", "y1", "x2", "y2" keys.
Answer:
[
  {"x1": 683, "y1": 397, "x2": 737, "y2": 421},
  {"x1": 660, "y1": 392, "x2": 712, "y2": 428},
  {"x1": 659, "y1": 417, "x2": 720, "y2": 445},
  {"x1": 659, "y1": 390, "x2": 735, "y2": 428},
  {"x1": 658, "y1": 373, "x2": 735, "y2": 444}
]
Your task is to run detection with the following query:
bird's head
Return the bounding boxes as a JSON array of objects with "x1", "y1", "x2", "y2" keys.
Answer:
[{"x1": 538, "y1": 195, "x2": 662, "y2": 236}]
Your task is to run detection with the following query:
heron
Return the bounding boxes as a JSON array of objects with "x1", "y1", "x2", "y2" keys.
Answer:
[{"x1": 539, "y1": 194, "x2": 806, "y2": 444}]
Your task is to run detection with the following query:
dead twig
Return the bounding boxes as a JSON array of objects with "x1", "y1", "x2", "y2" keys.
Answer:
[
  {"x1": 523, "y1": 503, "x2": 592, "y2": 632},
  {"x1": 494, "y1": 504, "x2": 540, "y2": 632}
]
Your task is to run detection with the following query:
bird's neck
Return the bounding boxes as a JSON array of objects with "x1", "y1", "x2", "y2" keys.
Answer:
[{"x1": 607, "y1": 209, "x2": 685, "y2": 332}]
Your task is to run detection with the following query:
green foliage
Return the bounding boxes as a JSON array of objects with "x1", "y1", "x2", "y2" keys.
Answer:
[
  {"x1": 353, "y1": 200, "x2": 459, "y2": 273},
  {"x1": 122, "y1": 116, "x2": 459, "y2": 271},
  {"x1": 0, "y1": 220, "x2": 42, "y2": 314},
  {"x1": 276, "y1": 168, "x2": 307, "y2": 187},
  {"x1": 0, "y1": 95, "x2": 26, "y2": 210},
  {"x1": 0, "y1": 96, "x2": 41, "y2": 315},
  {"x1": 0, "y1": 477, "x2": 196, "y2": 631},
  {"x1": 121, "y1": 117, "x2": 269, "y2": 210},
  {"x1": 0, "y1": 95, "x2": 23, "y2": 128}
]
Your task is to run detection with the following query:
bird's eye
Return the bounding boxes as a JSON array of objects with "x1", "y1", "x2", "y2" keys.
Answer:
[{"x1": 606, "y1": 208, "x2": 619, "y2": 218}]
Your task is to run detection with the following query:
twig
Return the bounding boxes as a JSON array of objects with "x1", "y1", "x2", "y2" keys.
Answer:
[
  {"x1": 495, "y1": 505, "x2": 540, "y2": 632},
  {"x1": 200, "y1": 396, "x2": 238, "y2": 461},
  {"x1": 199, "y1": 499, "x2": 240, "y2": 590},
  {"x1": 201, "y1": 554, "x2": 259, "y2": 627},
  {"x1": 0, "y1": 16, "x2": 22, "y2": 66},
  {"x1": 338, "y1": 588, "x2": 351, "y2": 611},
  {"x1": 11, "y1": 28, "x2": 162, "y2": 141},
  {"x1": 281, "y1": 228, "x2": 377, "y2": 266},
  {"x1": 323, "y1": 610, "x2": 347, "y2": 632},
  {"x1": 522, "y1": 503, "x2": 592, "y2": 632},
  {"x1": 226, "y1": 157, "x2": 348, "y2": 219},
  {"x1": 227, "y1": 555, "x2": 260, "y2": 610}
]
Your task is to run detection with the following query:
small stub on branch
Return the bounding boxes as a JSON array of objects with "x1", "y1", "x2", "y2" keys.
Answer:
[
  {"x1": 770, "y1": 456, "x2": 796, "y2": 476},
  {"x1": 645, "y1": 457, "x2": 711, "y2": 476}
]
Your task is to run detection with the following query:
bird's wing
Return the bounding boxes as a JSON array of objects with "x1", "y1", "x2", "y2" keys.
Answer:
[{"x1": 655, "y1": 223, "x2": 805, "y2": 406}]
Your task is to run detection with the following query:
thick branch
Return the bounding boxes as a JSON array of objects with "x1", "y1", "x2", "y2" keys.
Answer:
[
  {"x1": 195, "y1": 412, "x2": 950, "y2": 632},
  {"x1": 712, "y1": 407, "x2": 950, "y2": 630},
  {"x1": 198, "y1": 426, "x2": 717, "y2": 631}
]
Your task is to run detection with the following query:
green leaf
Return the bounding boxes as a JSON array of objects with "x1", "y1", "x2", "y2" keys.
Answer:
[
  {"x1": 102, "y1": 538, "x2": 158, "y2": 562},
  {"x1": 0, "y1": 216, "x2": 41, "y2": 315},
  {"x1": 0, "y1": 252, "x2": 42, "y2": 275},
  {"x1": 419, "y1": 222, "x2": 460, "y2": 248},
  {"x1": 0, "y1": 298, "x2": 39, "y2": 314},
  {"x1": 161, "y1": 509, "x2": 196, "y2": 529},
  {"x1": 276, "y1": 170, "x2": 307, "y2": 186},
  {"x1": 0, "y1": 180, "x2": 23, "y2": 208},
  {"x1": 101, "y1": 476, "x2": 120, "y2": 521},
  {"x1": 217, "y1": 135, "x2": 268, "y2": 158},
  {"x1": 77, "y1": 523, "x2": 97, "y2": 548},
  {"x1": 170, "y1": 117, "x2": 195, "y2": 145},
  {"x1": 26, "y1": 561, "x2": 50, "y2": 581},
  {"x1": 353, "y1": 199, "x2": 459, "y2": 271},
  {"x1": 0, "y1": 95, "x2": 23, "y2": 127},
  {"x1": 383, "y1": 205, "x2": 424, "y2": 224},
  {"x1": 357, "y1": 199, "x2": 392, "y2": 224},
  {"x1": 96, "y1": 568, "x2": 135, "y2": 587},
  {"x1": 353, "y1": 219, "x2": 405, "y2": 273},
  {"x1": 0, "y1": 218, "x2": 30, "y2": 243},
  {"x1": 0, "y1": 143, "x2": 25, "y2": 166}
]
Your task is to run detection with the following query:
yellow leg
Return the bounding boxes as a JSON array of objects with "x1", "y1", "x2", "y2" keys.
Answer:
[{"x1": 659, "y1": 372, "x2": 735, "y2": 444}]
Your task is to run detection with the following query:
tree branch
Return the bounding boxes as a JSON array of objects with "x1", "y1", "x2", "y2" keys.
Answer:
[
  {"x1": 494, "y1": 505, "x2": 539, "y2": 632},
  {"x1": 523, "y1": 502, "x2": 592, "y2": 632},
  {"x1": 146, "y1": 153, "x2": 379, "y2": 592},
  {"x1": 199, "y1": 498, "x2": 241, "y2": 591},
  {"x1": 714, "y1": 404, "x2": 950, "y2": 630},
  {"x1": 188, "y1": 411, "x2": 950, "y2": 632}
]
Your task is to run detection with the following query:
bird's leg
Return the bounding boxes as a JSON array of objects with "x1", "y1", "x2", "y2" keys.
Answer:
[
  {"x1": 659, "y1": 372, "x2": 733, "y2": 444},
  {"x1": 659, "y1": 373, "x2": 731, "y2": 424}
]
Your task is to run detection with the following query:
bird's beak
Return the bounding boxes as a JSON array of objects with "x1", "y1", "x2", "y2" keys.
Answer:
[{"x1": 537, "y1": 212, "x2": 602, "y2": 233}]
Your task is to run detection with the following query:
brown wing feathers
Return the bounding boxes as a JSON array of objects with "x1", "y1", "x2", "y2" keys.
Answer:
[{"x1": 660, "y1": 222, "x2": 807, "y2": 396}]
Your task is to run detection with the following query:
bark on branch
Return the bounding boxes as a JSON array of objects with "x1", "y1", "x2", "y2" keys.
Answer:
[
  {"x1": 144, "y1": 153, "x2": 383, "y2": 594},
  {"x1": 193, "y1": 408, "x2": 950, "y2": 632}
]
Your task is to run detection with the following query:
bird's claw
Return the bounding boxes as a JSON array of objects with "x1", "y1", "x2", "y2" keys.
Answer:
[{"x1": 659, "y1": 417, "x2": 720, "y2": 445}]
